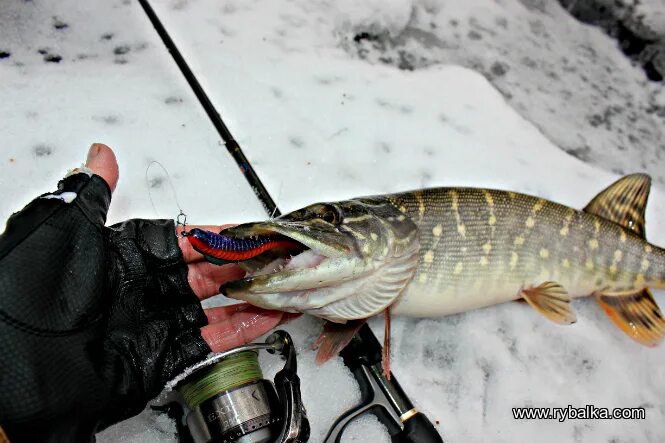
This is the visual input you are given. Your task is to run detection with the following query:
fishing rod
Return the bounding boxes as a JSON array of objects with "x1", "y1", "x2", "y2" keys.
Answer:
[
  {"x1": 138, "y1": 0, "x2": 277, "y2": 215},
  {"x1": 138, "y1": 1, "x2": 442, "y2": 441}
]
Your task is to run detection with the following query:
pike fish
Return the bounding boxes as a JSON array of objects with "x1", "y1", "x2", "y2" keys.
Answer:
[{"x1": 210, "y1": 174, "x2": 665, "y2": 367}]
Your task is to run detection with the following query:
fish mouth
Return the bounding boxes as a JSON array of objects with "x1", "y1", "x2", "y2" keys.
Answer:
[{"x1": 218, "y1": 221, "x2": 364, "y2": 311}]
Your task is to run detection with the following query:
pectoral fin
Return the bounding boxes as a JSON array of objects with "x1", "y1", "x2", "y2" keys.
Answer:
[
  {"x1": 313, "y1": 319, "x2": 366, "y2": 365},
  {"x1": 595, "y1": 288, "x2": 665, "y2": 347},
  {"x1": 520, "y1": 282, "x2": 577, "y2": 325}
]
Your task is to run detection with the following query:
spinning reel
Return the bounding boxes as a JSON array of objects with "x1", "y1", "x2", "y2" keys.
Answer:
[{"x1": 166, "y1": 330, "x2": 309, "y2": 443}]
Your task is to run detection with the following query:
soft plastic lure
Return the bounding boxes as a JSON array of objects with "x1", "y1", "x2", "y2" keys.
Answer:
[{"x1": 184, "y1": 227, "x2": 300, "y2": 264}]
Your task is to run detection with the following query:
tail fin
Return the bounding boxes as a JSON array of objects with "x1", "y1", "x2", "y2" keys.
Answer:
[{"x1": 584, "y1": 174, "x2": 665, "y2": 346}]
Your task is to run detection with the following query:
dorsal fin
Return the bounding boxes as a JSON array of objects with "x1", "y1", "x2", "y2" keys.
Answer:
[{"x1": 584, "y1": 173, "x2": 651, "y2": 238}]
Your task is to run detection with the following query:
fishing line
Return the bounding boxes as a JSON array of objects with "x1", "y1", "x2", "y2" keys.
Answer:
[
  {"x1": 138, "y1": 4, "x2": 437, "y2": 443},
  {"x1": 269, "y1": 181, "x2": 284, "y2": 220},
  {"x1": 138, "y1": 0, "x2": 280, "y2": 218},
  {"x1": 145, "y1": 160, "x2": 188, "y2": 230},
  {"x1": 177, "y1": 351, "x2": 263, "y2": 409}
]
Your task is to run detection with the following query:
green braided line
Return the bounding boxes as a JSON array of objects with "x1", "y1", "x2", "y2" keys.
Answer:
[{"x1": 179, "y1": 351, "x2": 263, "y2": 409}]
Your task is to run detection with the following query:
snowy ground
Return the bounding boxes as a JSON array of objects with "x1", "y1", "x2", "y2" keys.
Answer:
[
  {"x1": 329, "y1": 0, "x2": 665, "y2": 183},
  {"x1": 1, "y1": 0, "x2": 665, "y2": 442}
]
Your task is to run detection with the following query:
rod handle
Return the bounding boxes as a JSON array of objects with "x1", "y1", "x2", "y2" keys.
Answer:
[{"x1": 391, "y1": 412, "x2": 443, "y2": 443}]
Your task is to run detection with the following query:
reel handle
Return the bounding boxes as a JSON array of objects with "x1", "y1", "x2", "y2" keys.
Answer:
[{"x1": 324, "y1": 324, "x2": 444, "y2": 443}]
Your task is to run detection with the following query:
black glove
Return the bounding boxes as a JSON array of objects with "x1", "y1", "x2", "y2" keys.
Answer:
[{"x1": 0, "y1": 172, "x2": 211, "y2": 442}]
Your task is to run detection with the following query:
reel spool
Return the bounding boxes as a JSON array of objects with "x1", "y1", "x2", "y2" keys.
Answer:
[{"x1": 168, "y1": 330, "x2": 309, "y2": 443}]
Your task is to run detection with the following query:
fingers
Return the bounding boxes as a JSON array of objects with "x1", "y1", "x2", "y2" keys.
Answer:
[
  {"x1": 177, "y1": 224, "x2": 235, "y2": 263},
  {"x1": 204, "y1": 303, "x2": 252, "y2": 323},
  {"x1": 85, "y1": 143, "x2": 119, "y2": 193},
  {"x1": 200, "y1": 305, "x2": 287, "y2": 352},
  {"x1": 204, "y1": 303, "x2": 300, "y2": 324},
  {"x1": 188, "y1": 261, "x2": 245, "y2": 300},
  {"x1": 201, "y1": 304, "x2": 300, "y2": 352}
]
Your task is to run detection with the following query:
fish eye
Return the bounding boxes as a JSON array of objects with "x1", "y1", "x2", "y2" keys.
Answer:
[{"x1": 318, "y1": 205, "x2": 340, "y2": 224}]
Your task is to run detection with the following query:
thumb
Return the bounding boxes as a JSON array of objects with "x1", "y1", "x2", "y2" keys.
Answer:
[{"x1": 85, "y1": 143, "x2": 119, "y2": 193}]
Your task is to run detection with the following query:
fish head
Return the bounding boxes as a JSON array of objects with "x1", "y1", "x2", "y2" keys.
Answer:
[{"x1": 220, "y1": 197, "x2": 420, "y2": 322}]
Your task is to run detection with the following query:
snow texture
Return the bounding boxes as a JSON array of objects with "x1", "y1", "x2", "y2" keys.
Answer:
[
  {"x1": 333, "y1": 0, "x2": 665, "y2": 181},
  {"x1": 0, "y1": 0, "x2": 265, "y2": 227}
]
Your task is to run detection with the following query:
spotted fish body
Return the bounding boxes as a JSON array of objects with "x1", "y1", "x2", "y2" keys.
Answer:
[
  {"x1": 387, "y1": 187, "x2": 665, "y2": 317},
  {"x1": 220, "y1": 174, "x2": 665, "y2": 350}
]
